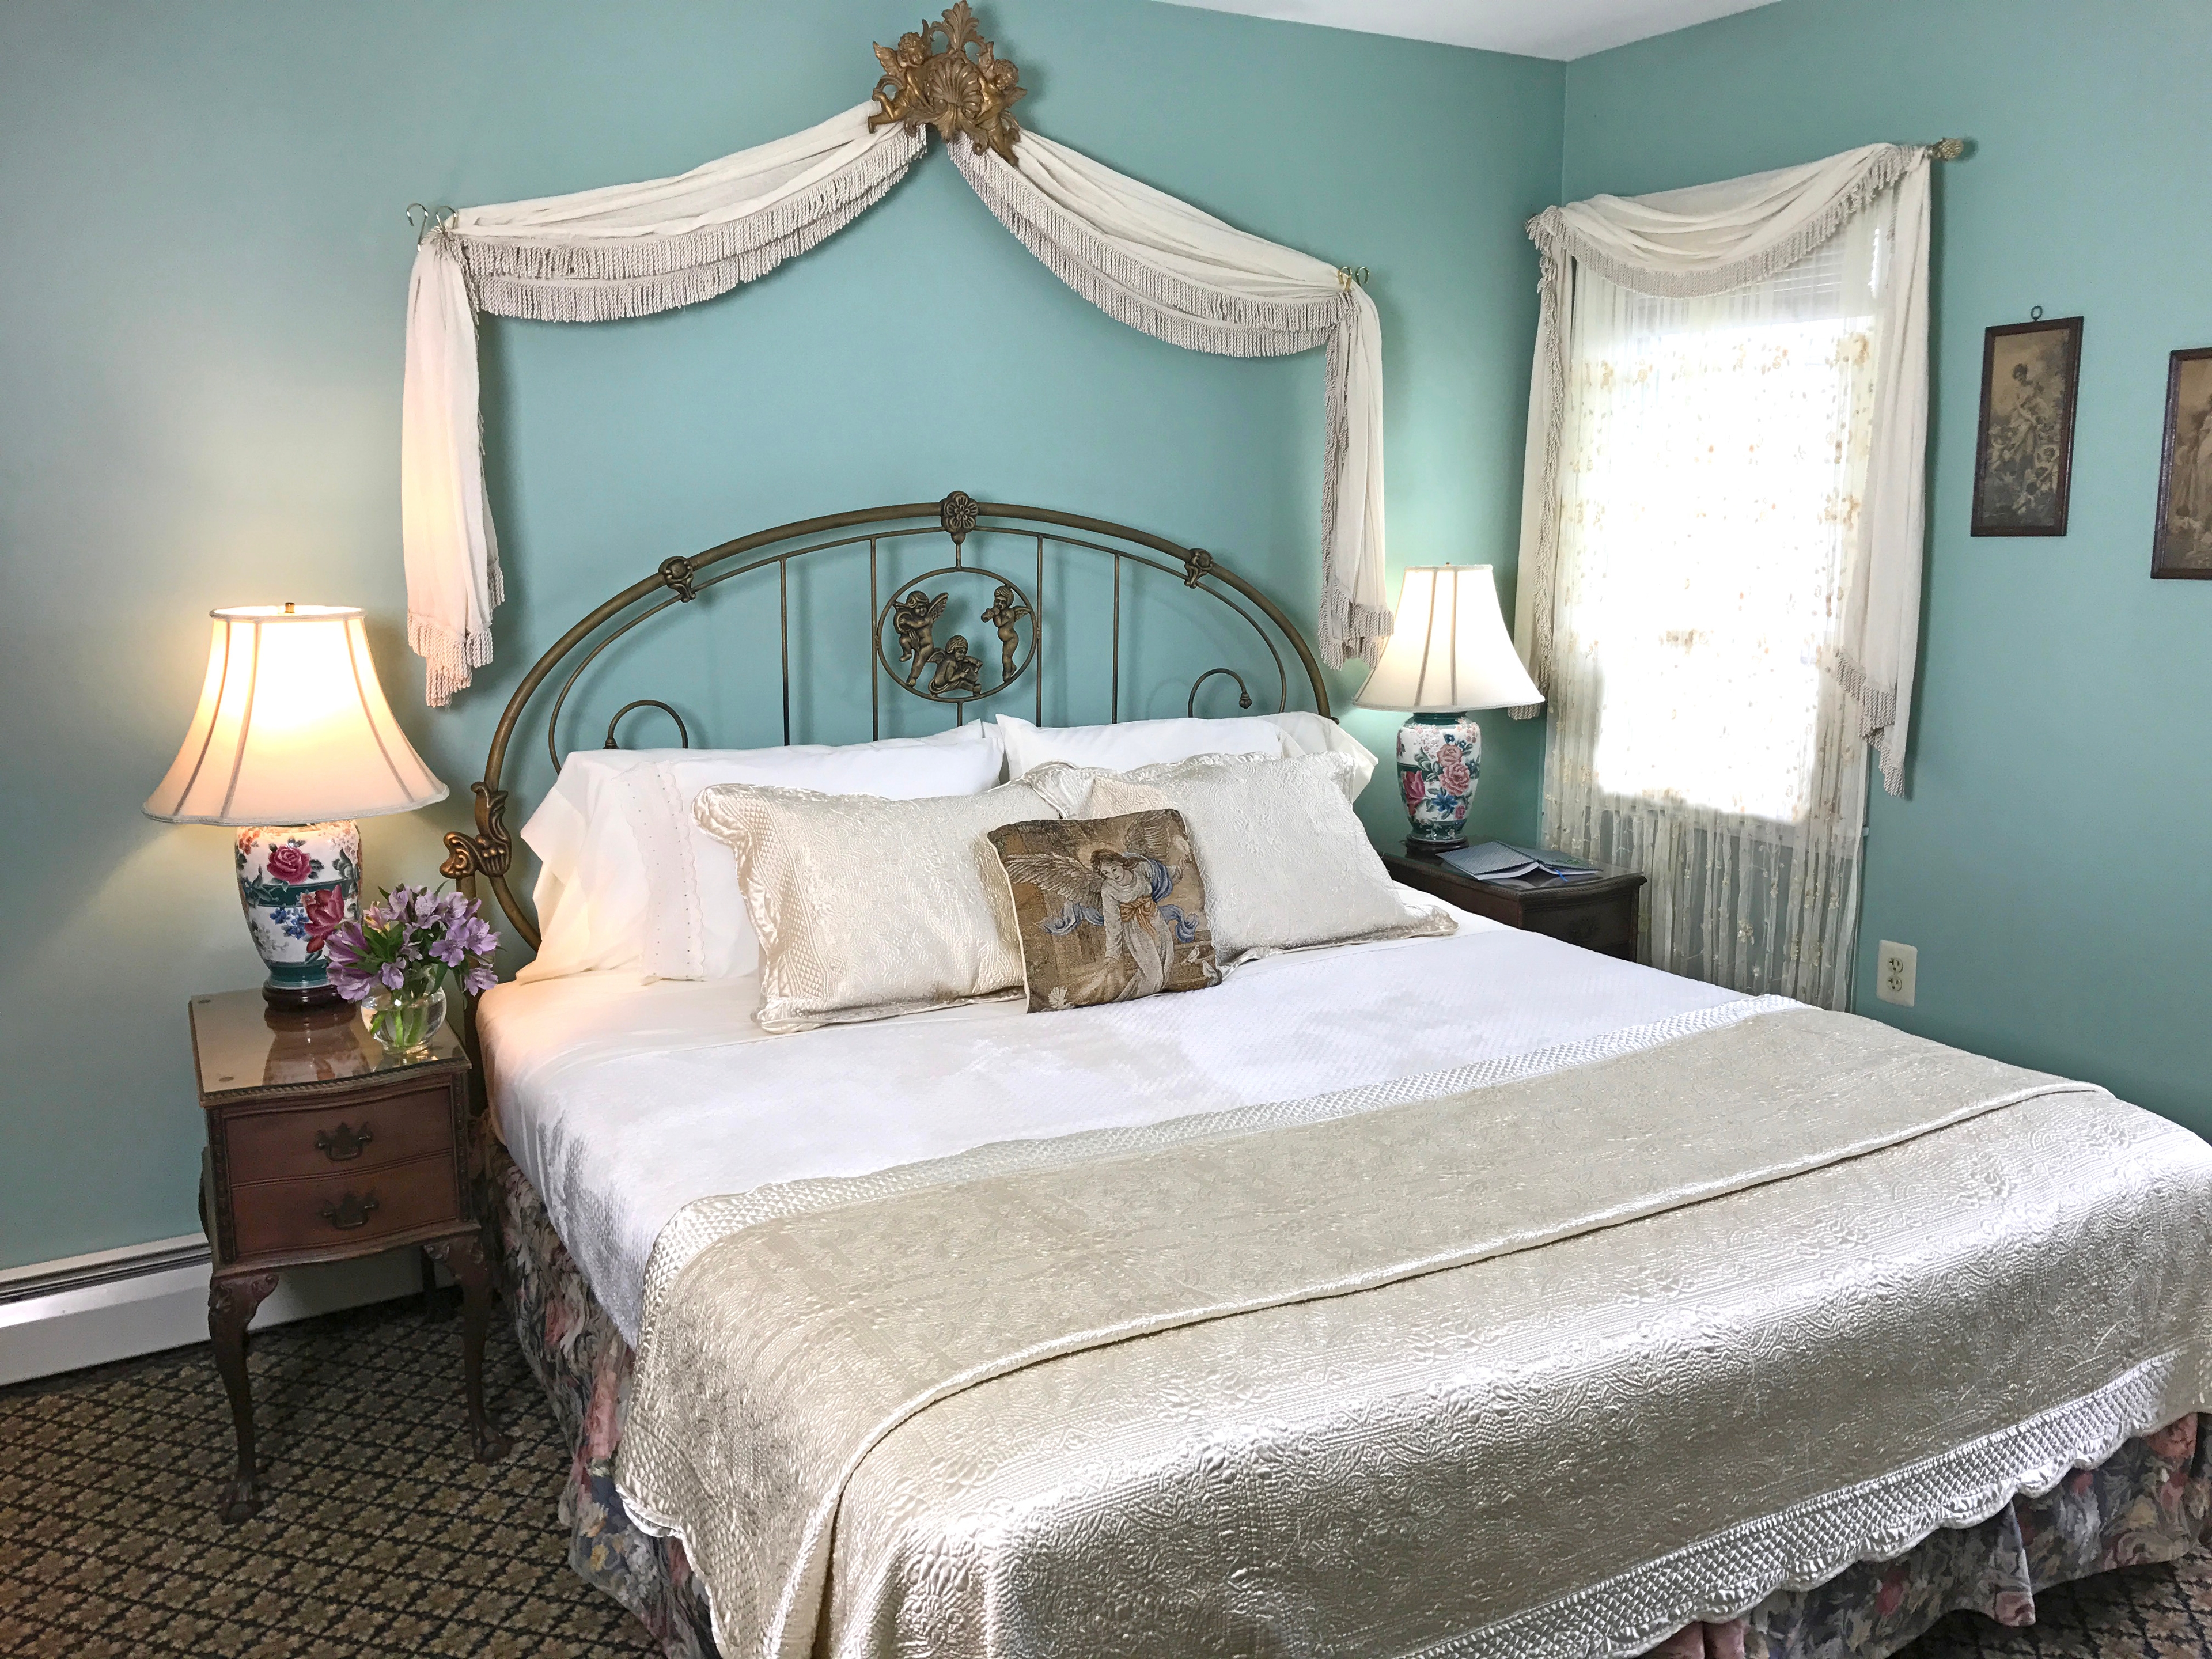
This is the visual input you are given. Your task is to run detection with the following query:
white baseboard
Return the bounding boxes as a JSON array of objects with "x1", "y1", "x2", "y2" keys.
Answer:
[{"x1": 0, "y1": 1234, "x2": 436, "y2": 1388}]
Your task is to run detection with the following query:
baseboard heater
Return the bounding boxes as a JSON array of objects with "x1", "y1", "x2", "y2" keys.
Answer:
[{"x1": 0, "y1": 1234, "x2": 428, "y2": 1388}]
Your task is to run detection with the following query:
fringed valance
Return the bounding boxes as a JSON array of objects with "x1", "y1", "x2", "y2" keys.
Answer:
[{"x1": 400, "y1": 8, "x2": 1389, "y2": 705}]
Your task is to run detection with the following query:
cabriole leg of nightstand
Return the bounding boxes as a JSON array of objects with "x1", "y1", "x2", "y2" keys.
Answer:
[
  {"x1": 207, "y1": 1270, "x2": 279, "y2": 1524},
  {"x1": 418, "y1": 1245, "x2": 450, "y2": 1322},
  {"x1": 429, "y1": 1231, "x2": 511, "y2": 1463}
]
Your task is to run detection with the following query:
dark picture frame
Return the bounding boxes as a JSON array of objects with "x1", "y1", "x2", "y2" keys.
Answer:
[
  {"x1": 2152, "y1": 347, "x2": 2212, "y2": 579},
  {"x1": 1970, "y1": 315, "x2": 2084, "y2": 536}
]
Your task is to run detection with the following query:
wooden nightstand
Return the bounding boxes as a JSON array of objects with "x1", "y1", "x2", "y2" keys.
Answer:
[
  {"x1": 190, "y1": 988, "x2": 509, "y2": 1522},
  {"x1": 1385, "y1": 844, "x2": 1647, "y2": 961}
]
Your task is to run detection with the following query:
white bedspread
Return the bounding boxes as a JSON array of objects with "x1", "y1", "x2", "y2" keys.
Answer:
[{"x1": 480, "y1": 895, "x2": 1741, "y2": 1343}]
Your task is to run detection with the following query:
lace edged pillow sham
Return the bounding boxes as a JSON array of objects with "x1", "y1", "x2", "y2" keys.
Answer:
[{"x1": 691, "y1": 777, "x2": 1056, "y2": 1033}]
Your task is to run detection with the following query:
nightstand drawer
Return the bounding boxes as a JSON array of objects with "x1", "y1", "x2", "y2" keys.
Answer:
[
  {"x1": 224, "y1": 1083, "x2": 456, "y2": 1187},
  {"x1": 1533, "y1": 897, "x2": 1636, "y2": 956},
  {"x1": 229, "y1": 1154, "x2": 464, "y2": 1260}
]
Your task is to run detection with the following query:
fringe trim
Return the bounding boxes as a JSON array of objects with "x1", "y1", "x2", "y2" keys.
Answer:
[
  {"x1": 951, "y1": 142, "x2": 1369, "y2": 669},
  {"x1": 1836, "y1": 652, "x2": 1906, "y2": 797},
  {"x1": 950, "y1": 144, "x2": 1347, "y2": 349},
  {"x1": 1526, "y1": 144, "x2": 1929, "y2": 302},
  {"x1": 409, "y1": 611, "x2": 493, "y2": 709},
  {"x1": 1321, "y1": 585, "x2": 1392, "y2": 671},
  {"x1": 450, "y1": 126, "x2": 925, "y2": 322}
]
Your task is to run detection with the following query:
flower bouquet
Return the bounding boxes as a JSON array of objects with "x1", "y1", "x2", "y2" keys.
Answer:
[{"x1": 325, "y1": 884, "x2": 499, "y2": 1058}]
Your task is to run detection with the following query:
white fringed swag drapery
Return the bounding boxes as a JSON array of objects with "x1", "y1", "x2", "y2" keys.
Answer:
[
  {"x1": 1509, "y1": 145, "x2": 1936, "y2": 1007},
  {"x1": 401, "y1": 105, "x2": 1389, "y2": 705}
]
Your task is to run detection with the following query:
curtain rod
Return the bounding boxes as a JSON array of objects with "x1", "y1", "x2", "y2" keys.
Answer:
[{"x1": 1927, "y1": 138, "x2": 1967, "y2": 160}]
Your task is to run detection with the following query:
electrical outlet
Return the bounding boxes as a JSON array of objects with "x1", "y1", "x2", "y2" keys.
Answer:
[{"x1": 1876, "y1": 940, "x2": 1917, "y2": 1007}]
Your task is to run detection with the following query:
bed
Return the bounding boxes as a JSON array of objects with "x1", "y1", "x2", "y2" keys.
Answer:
[{"x1": 445, "y1": 495, "x2": 2212, "y2": 1659}]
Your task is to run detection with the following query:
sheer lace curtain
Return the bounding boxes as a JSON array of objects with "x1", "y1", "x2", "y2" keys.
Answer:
[{"x1": 1543, "y1": 215, "x2": 1887, "y2": 1007}]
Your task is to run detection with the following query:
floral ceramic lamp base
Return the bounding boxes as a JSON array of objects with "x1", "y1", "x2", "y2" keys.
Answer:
[
  {"x1": 1397, "y1": 712, "x2": 1482, "y2": 850},
  {"x1": 234, "y1": 821, "x2": 362, "y2": 1009}
]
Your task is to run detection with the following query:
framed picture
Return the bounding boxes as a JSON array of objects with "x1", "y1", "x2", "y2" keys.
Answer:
[
  {"x1": 2153, "y1": 347, "x2": 2212, "y2": 579},
  {"x1": 1970, "y1": 315, "x2": 2084, "y2": 536}
]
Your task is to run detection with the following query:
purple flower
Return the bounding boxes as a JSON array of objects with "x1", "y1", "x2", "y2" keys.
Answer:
[
  {"x1": 321, "y1": 882, "x2": 499, "y2": 1003},
  {"x1": 331, "y1": 961, "x2": 382, "y2": 1002}
]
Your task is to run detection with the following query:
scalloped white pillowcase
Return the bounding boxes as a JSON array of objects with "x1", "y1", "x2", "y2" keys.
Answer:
[
  {"x1": 692, "y1": 778, "x2": 1059, "y2": 1033},
  {"x1": 1025, "y1": 752, "x2": 1452, "y2": 962}
]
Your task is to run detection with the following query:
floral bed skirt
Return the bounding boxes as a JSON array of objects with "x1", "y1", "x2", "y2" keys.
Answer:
[{"x1": 492, "y1": 1146, "x2": 2210, "y2": 1659}]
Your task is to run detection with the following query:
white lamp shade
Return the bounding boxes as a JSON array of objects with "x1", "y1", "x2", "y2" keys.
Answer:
[
  {"x1": 1352, "y1": 565, "x2": 1544, "y2": 714},
  {"x1": 143, "y1": 606, "x2": 449, "y2": 825}
]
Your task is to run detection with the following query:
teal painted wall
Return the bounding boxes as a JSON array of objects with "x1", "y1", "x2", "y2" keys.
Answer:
[
  {"x1": 1565, "y1": 0, "x2": 2212, "y2": 1131},
  {"x1": 0, "y1": 3, "x2": 1560, "y2": 1268}
]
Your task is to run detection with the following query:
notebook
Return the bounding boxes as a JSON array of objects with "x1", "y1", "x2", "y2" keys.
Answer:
[{"x1": 1436, "y1": 841, "x2": 1601, "y2": 886}]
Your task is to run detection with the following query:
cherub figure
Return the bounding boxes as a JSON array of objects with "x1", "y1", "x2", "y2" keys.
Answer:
[
  {"x1": 868, "y1": 29, "x2": 933, "y2": 131},
  {"x1": 1003, "y1": 821, "x2": 1203, "y2": 1002},
  {"x1": 890, "y1": 590, "x2": 948, "y2": 688},
  {"x1": 980, "y1": 584, "x2": 1031, "y2": 684},
  {"x1": 928, "y1": 635, "x2": 984, "y2": 699}
]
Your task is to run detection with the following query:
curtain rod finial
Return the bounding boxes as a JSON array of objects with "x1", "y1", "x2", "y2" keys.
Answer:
[{"x1": 1928, "y1": 137, "x2": 1967, "y2": 161}]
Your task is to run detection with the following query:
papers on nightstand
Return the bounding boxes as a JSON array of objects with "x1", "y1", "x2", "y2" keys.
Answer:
[{"x1": 1437, "y1": 841, "x2": 1601, "y2": 887}]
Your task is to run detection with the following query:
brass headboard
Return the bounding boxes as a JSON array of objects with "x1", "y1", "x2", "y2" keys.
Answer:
[{"x1": 440, "y1": 491, "x2": 1331, "y2": 950}]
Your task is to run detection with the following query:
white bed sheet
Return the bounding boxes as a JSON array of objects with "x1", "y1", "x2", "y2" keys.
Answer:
[{"x1": 480, "y1": 895, "x2": 1744, "y2": 1343}]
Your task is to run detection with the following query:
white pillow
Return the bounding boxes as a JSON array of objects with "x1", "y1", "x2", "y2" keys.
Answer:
[
  {"x1": 1263, "y1": 712, "x2": 1379, "y2": 802},
  {"x1": 995, "y1": 711, "x2": 1377, "y2": 805},
  {"x1": 996, "y1": 713, "x2": 1290, "y2": 779},
  {"x1": 516, "y1": 749, "x2": 659, "y2": 982},
  {"x1": 692, "y1": 778, "x2": 1059, "y2": 1032},
  {"x1": 515, "y1": 724, "x2": 1005, "y2": 983},
  {"x1": 1025, "y1": 752, "x2": 1452, "y2": 962}
]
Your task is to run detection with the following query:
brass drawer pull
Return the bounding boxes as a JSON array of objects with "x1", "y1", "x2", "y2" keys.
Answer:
[
  {"x1": 314, "y1": 1122, "x2": 373, "y2": 1162},
  {"x1": 317, "y1": 1192, "x2": 380, "y2": 1230}
]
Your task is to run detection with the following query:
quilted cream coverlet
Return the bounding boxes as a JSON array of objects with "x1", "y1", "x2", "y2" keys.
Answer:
[{"x1": 615, "y1": 1006, "x2": 2212, "y2": 1659}]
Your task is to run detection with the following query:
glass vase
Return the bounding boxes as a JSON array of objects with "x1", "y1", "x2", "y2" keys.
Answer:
[{"x1": 358, "y1": 987, "x2": 447, "y2": 1060}]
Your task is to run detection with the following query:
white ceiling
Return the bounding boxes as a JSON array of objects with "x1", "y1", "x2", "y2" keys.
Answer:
[{"x1": 1153, "y1": 0, "x2": 1777, "y2": 60}]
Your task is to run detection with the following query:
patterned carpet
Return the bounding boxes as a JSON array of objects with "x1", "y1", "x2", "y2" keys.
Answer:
[{"x1": 0, "y1": 1291, "x2": 2206, "y2": 1658}]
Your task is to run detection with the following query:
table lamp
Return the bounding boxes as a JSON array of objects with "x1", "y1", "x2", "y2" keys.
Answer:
[
  {"x1": 1353, "y1": 565, "x2": 1543, "y2": 850},
  {"x1": 143, "y1": 605, "x2": 448, "y2": 1007}
]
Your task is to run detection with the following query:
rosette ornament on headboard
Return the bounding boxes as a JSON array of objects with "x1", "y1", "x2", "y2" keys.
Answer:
[{"x1": 400, "y1": 5, "x2": 1388, "y2": 704}]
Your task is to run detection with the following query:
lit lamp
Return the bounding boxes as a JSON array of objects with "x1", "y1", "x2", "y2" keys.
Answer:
[
  {"x1": 143, "y1": 605, "x2": 448, "y2": 1007},
  {"x1": 1354, "y1": 565, "x2": 1543, "y2": 851}
]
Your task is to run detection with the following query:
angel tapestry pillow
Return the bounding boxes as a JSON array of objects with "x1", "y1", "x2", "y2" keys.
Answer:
[{"x1": 986, "y1": 810, "x2": 1221, "y2": 1012}]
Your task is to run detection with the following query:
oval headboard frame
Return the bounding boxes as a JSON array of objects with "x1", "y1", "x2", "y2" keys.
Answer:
[{"x1": 438, "y1": 493, "x2": 1332, "y2": 951}]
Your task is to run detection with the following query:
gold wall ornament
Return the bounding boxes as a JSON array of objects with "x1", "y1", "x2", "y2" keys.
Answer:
[{"x1": 869, "y1": 3, "x2": 1026, "y2": 162}]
